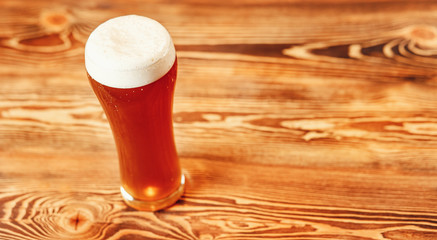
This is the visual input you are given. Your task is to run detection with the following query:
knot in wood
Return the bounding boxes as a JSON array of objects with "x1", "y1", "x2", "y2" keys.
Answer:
[
  {"x1": 411, "y1": 27, "x2": 436, "y2": 40},
  {"x1": 40, "y1": 9, "x2": 72, "y2": 32},
  {"x1": 404, "y1": 25, "x2": 437, "y2": 50},
  {"x1": 59, "y1": 205, "x2": 94, "y2": 234}
]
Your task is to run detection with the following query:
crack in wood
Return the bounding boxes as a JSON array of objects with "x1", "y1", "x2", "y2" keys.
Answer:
[{"x1": 74, "y1": 211, "x2": 80, "y2": 231}]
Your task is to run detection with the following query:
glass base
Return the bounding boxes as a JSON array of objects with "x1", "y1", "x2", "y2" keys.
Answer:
[{"x1": 120, "y1": 174, "x2": 185, "y2": 211}]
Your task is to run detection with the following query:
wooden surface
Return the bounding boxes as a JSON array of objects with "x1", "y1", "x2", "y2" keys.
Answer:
[{"x1": 1, "y1": 0, "x2": 437, "y2": 239}]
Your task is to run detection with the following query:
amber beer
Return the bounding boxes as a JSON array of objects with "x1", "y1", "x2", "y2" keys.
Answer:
[{"x1": 85, "y1": 15, "x2": 184, "y2": 211}]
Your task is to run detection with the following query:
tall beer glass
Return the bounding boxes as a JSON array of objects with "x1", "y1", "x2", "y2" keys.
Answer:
[{"x1": 85, "y1": 15, "x2": 184, "y2": 211}]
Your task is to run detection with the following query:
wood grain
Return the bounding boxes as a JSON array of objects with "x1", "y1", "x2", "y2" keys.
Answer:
[{"x1": 2, "y1": 0, "x2": 437, "y2": 239}]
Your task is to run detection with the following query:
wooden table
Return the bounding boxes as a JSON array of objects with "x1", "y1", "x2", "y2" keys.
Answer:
[{"x1": 2, "y1": 0, "x2": 437, "y2": 239}]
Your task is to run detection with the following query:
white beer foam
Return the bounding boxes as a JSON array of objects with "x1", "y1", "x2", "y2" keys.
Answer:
[{"x1": 85, "y1": 15, "x2": 176, "y2": 88}]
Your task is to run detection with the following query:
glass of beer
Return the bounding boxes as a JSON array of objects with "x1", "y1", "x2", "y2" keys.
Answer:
[{"x1": 85, "y1": 15, "x2": 184, "y2": 211}]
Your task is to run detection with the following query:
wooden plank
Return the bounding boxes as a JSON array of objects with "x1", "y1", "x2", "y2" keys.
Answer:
[{"x1": 1, "y1": 0, "x2": 437, "y2": 239}]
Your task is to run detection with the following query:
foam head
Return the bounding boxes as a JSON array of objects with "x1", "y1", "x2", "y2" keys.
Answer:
[{"x1": 85, "y1": 15, "x2": 176, "y2": 89}]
